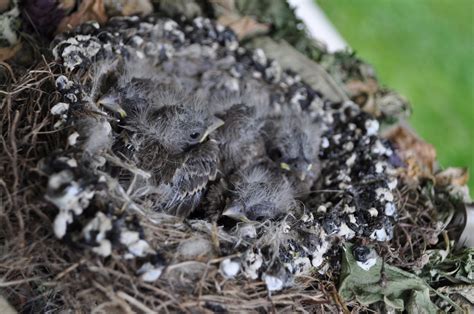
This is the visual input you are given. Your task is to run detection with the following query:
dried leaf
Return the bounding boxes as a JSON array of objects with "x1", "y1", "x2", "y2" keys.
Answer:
[
  {"x1": 58, "y1": 0, "x2": 76, "y2": 13},
  {"x1": 346, "y1": 78, "x2": 379, "y2": 115},
  {"x1": 0, "y1": 295, "x2": 16, "y2": 314},
  {"x1": 218, "y1": 14, "x2": 269, "y2": 40},
  {"x1": 104, "y1": 0, "x2": 152, "y2": 16},
  {"x1": 345, "y1": 78, "x2": 378, "y2": 96},
  {"x1": 376, "y1": 89, "x2": 411, "y2": 121},
  {"x1": 435, "y1": 167, "x2": 469, "y2": 187},
  {"x1": 210, "y1": 0, "x2": 235, "y2": 14},
  {"x1": 384, "y1": 125, "x2": 436, "y2": 180},
  {"x1": 0, "y1": 42, "x2": 21, "y2": 61},
  {"x1": 158, "y1": 0, "x2": 202, "y2": 19},
  {"x1": 56, "y1": 0, "x2": 107, "y2": 34},
  {"x1": 120, "y1": 0, "x2": 152, "y2": 16},
  {"x1": 0, "y1": 0, "x2": 10, "y2": 12}
]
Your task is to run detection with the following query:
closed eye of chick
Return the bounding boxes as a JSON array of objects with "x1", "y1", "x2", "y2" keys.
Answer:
[{"x1": 263, "y1": 109, "x2": 321, "y2": 190}]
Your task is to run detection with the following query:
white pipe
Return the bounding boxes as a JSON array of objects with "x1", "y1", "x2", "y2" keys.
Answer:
[{"x1": 287, "y1": 0, "x2": 348, "y2": 52}]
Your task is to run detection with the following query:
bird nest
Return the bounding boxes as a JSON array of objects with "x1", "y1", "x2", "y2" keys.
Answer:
[{"x1": 1, "y1": 15, "x2": 469, "y2": 313}]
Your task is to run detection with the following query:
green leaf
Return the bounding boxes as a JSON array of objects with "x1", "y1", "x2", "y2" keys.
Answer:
[{"x1": 339, "y1": 244, "x2": 439, "y2": 313}]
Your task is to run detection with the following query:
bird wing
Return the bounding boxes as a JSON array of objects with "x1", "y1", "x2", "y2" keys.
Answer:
[{"x1": 159, "y1": 140, "x2": 220, "y2": 216}]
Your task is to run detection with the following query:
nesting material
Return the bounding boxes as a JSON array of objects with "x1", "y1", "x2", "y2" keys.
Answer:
[
  {"x1": 45, "y1": 15, "x2": 401, "y2": 296},
  {"x1": 0, "y1": 13, "x2": 423, "y2": 313}
]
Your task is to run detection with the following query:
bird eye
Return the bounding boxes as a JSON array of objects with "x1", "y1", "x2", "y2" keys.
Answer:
[
  {"x1": 270, "y1": 148, "x2": 282, "y2": 159},
  {"x1": 190, "y1": 132, "x2": 200, "y2": 139}
]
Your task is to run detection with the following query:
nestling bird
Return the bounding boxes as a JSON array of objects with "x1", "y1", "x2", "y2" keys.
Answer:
[
  {"x1": 210, "y1": 89, "x2": 269, "y2": 176},
  {"x1": 263, "y1": 109, "x2": 321, "y2": 193},
  {"x1": 89, "y1": 59, "x2": 225, "y2": 217},
  {"x1": 124, "y1": 85, "x2": 224, "y2": 217},
  {"x1": 207, "y1": 162, "x2": 296, "y2": 222}
]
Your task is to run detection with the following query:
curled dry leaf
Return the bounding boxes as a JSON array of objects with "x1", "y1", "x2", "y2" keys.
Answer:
[
  {"x1": 346, "y1": 79, "x2": 410, "y2": 120},
  {"x1": 56, "y1": 0, "x2": 108, "y2": 34},
  {"x1": 209, "y1": 0, "x2": 236, "y2": 16},
  {"x1": 58, "y1": 0, "x2": 76, "y2": 13},
  {"x1": 435, "y1": 167, "x2": 469, "y2": 187},
  {"x1": 0, "y1": 42, "x2": 21, "y2": 61},
  {"x1": 0, "y1": 0, "x2": 10, "y2": 12},
  {"x1": 0, "y1": 294, "x2": 16, "y2": 314},
  {"x1": 384, "y1": 125, "x2": 437, "y2": 181},
  {"x1": 217, "y1": 15, "x2": 270, "y2": 40},
  {"x1": 104, "y1": 0, "x2": 153, "y2": 17},
  {"x1": 346, "y1": 78, "x2": 379, "y2": 116}
]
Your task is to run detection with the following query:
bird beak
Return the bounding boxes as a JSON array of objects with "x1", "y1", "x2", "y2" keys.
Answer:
[
  {"x1": 222, "y1": 205, "x2": 249, "y2": 222},
  {"x1": 199, "y1": 117, "x2": 225, "y2": 143},
  {"x1": 295, "y1": 164, "x2": 312, "y2": 181},
  {"x1": 98, "y1": 95, "x2": 127, "y2": 118},
  {"x1": 280, "y1": 162, "x2": 291, "y2": 171},
  {"x1": 297, "y1": 171, "x2": 307, "y2": 181}
]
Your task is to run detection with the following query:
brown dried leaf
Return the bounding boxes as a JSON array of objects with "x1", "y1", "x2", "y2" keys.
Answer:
[
  {"x1": 346, "y1": 78, "x2": 380, "y2": 116},
  {"x1": 0, "y1": 0, "x2": 10, "y2": 13},
  {"x1": 56, "y1": 0, "x2": 108, "y2": 34},
  {"x1": 120, "y1": 0, "x2": 152, "y2": 16},
  {"x1": 384, "y1": 125, "x2": 437, "y2": 180},
  {"x1": 104, "y1": 0, "x2": 153, "y2": 16},
  {"x1": 218, "y1": 14, "x2": 269, "y2": 40},
  {"x1": 0, "y1": 42, "x2": 21, "y2": 61},
  {"x1": 435, "y1": 167, "x2": 469, "y2": 187},
  {"x1": 0, "y1": 294, "x2": 16, "y2": 314},
  {"x1": 209, "y1": 0, "x2": 235, "y2": 13},
  {"x1": 346, "y1": 78, "x2": 378, "y2": 95},
  {"x1": 57, "y1": 0, "x2": 76, "y2": 13}
]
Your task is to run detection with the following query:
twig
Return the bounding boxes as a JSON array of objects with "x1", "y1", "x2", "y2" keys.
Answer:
[
  {"x1": 0, "y1": 277, "x2": 41, "y2": 287},
  {"x1": 116, "y1": 291, "x2": 155, "y2": 314}
]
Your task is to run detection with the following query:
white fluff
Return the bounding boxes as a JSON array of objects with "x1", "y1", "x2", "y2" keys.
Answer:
[
  {"x1": 53, "y1": 211, "x2": 73, "y2": 239},
  {"x1": 357, "y1": 257, "x2": 377, "y2": 271},
  {"x1": 337, "y1": 222, "x2": 355, "y2": 240},
  {"x1": 311, "y1": 240, "x2": 329, "y2": 268},
  {"x1": 345, "y1": 153, "x2": 357, "y2": 167},
  {"x1": 137, "y1": 262, "x2": 164, "y2": 282},
  {"x1": 263, "y1": 274, "x2": 283, "y2": 291},
  {"x1": 385, "y1": 203, "x2": 396, "y2": 216},
  {"x1": 220, "y1": 259, "x2": 241, "y2": 279},
  {"x1": 242, "y1": 251, "x2": 263, "y2": 280},
  {"x1": 365, "y1": 119, "x2": 379, "y2": 136},
  {"x1": 120, "y1": 231, "x2": 140, "y2": 246},
  {"x1": 375, "y1": 188, "x2": 394, "y2": 202},
  {"x1": 368, "y1": 208, "x2": 379, "y2": 217},
  {"x1": 92, "y1": 239, "x2": 112, "y2": 257},
  {"x1": 51, "y1": 102, "x2": 69, "y2": 115},
  {"x1": 370, "y1": 228, "x2": 389, "y2": 242},
  {"x1": 67, "y1": 132, "x2": 80, "y2": 146}
]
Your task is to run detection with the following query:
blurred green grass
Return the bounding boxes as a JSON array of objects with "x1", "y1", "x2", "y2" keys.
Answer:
[{"x1": 317, "y1": 0, "x2": 474, "y2": 192}]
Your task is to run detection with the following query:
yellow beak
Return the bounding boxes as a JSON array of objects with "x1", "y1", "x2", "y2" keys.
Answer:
[
  {"x1": 199, "y1": 117, "x2": 225, "y2": 143},
  {"x1": 98, "y1": 95, "x2": 127, "y2": 118},
  {"x1": 222, "y1": 205, "x2": 250, "y2": 222}
]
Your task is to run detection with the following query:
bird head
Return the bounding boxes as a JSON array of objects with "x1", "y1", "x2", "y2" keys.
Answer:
[
  {"x1": 222, "y1": 165, "x2": 294, "y2": 222},
  {"x1": 265, "y1": 112, "x2": 320, "y2": 181},
  {"x1": 165, "y1": 106, "x2": 224, "y2": 152},
  {"x1": 126, "y1": 87, "x2": 224, "y2": 154}
]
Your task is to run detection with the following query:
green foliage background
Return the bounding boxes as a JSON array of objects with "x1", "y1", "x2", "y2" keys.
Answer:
[{"x1": 318, "y1": 0, "x2": 474, "y2": 191}]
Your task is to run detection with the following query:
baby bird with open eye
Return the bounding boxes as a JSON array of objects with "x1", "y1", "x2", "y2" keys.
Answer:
[{"x1": 117, "y1": 84, "x2": 224, "y2": 217}]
